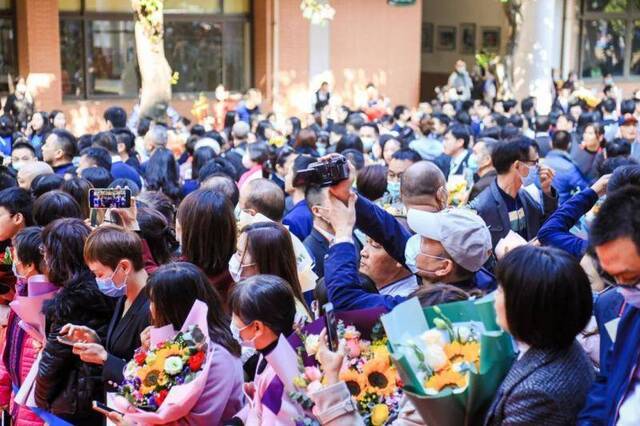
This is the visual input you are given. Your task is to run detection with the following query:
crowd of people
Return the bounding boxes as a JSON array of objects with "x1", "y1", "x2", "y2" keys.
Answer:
[{"x1": 0, "y1": 64, "x2": 638, "y2": 425}]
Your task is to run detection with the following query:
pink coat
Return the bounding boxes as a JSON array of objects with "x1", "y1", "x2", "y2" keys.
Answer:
[{"x1": 0, "y1": 308, "x2": 43, "y2": 426}]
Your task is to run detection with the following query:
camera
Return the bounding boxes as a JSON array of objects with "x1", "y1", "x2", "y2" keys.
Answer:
[{"x1": 293, "y1": 157, "x2": 350, "y2": 188}]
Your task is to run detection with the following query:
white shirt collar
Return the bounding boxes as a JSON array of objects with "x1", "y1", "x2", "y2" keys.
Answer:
[{"x1": 111, "y1": 155, "x2": 122, "y2": 164}]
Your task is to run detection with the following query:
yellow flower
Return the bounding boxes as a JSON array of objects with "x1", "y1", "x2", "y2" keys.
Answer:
[
  {"x1": 363, "y1": 357, "x2": 397, "y2": 397},
  {"x1": 444, "y1": 341, "x2": 480, "y2": 365},
  {"x1": 371, "y1": 403, "x2": 390, "y2": 426},
  {"x1": 151, "y1": 345, "x2": 184, "y2": 371},
  {"x1": 339, "y1": 369, "x2": 366, "y2": 399},
  {"x1": 424, "y1": 369, "x2": 468, "y2": 393},
  {"x1": 370, "y1": 344, "x2": 390, "y2": 363},
  {"x1": 138, "y1": 366, "x2": 164, "y2": 395}
]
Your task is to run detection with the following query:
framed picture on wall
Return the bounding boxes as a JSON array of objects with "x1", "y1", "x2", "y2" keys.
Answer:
[
  {"x1": 481, "y1": 27, "x2": 501, "y2": 52},
  {"x1": 437, "y1": 26, "x2": 456, "y2": 51},
  {"x1": 422, "y1": 22, "x2": 434, "y2": 53},
  {"x1": 460, "y1": 23, "x2": 476, "y2": 54}
]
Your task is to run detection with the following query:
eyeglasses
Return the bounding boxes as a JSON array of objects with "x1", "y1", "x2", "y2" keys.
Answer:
[{"x1": 521, "y1": 159, "x2": 539, "y2": 167}]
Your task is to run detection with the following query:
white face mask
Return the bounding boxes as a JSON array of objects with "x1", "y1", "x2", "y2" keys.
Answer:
[
  {"x1": 617, "y1": 283, "x2": 640, "y2": 309},
  {"x1": 404, "y1": 234, "x2": 421, "y2": 274},
  {"x1": 230, "y1": 321, "x2": 257, "y2": 349},
  {"x1": 12, "y1": 161, "x2": 25, "y2": 172}
]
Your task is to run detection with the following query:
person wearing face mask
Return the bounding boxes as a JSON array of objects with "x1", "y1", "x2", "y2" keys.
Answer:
[
  {"x1": 447, "y1": 60, "x2": 473, "y2": 102},
  {"x1": 384, "y1": 149, "x2": 422, "y2": 206},
  {"x1": 58, "y1": 225, "x2": 150, "y2": 392},
  {"x1": 228, "y1": 274, "x2": 305, "y2": 425},
  {"x1": 231, "y1": 222, "x2": 311, "y2": 324},
  {"x1": 10, "y1": 141, "x2": 37, "y2": 174},
  {"x1": 579, "y1": 186, "x2": 640, "y2": 425},
  {"x1": 35, "y1": 219, "x2": 114, "y2": 425},
  {"x1": 469, "y1": 138, "x2": 557, "y2": 249},
  {"x1": 0, "y1": 227, "x2": 47, "y2": 426},
  {"x1": 176, "y1": 189, "x2": 236, "y2": 312},
  {"x1": 359, "y1": 123, "x2": 379, "y2": 157},
  {"x1": 238, "y1": 142, "x2": 269, "y2": 190},
  {"x1": 100, "y1": 262, "x2": 243, "y2": 426},
  {"x1": 0, "y1": 187, "x2": 34, "y2": 295},
  {"x1": 468, "y1": 138, "x2": 497, "y2": 202},
  {"x1": 321, "y1": 191, "x2": 493, "y2": 311},
  {"x1": 543, "y1": 130, "x2": 589, "y2": 204}
]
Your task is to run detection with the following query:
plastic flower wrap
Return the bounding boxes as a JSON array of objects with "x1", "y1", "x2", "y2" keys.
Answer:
[
  {"x1": 288, "y1": 308, "x2": 402, "y2": 426},
  {"x1": 381, "y1": 296, "x2": 516, "y2": 426},
  {"x1": 118, "y1": 324, "x2": 208, "y2": 411}
]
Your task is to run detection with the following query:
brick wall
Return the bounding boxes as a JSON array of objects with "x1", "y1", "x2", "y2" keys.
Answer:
[{"x1": 16, "y1": 0, "x2": 62, "y2": 110}]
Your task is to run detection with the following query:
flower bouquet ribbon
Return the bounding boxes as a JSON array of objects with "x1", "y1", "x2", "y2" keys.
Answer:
[
  {"x1": 113, "y1": 299, "x2": 215, "y2": 425},
  {"x1": 381, "y1": 295, "x2": 516, "y2": 426}
]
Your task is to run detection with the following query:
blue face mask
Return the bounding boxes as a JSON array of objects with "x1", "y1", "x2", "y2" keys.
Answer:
[
  {"x1": 521, "y1": 164, "x2": 539, "y2": 187},
  {"x1": 317, "y1": 142, "x2": 327, "y2": 157},
  {"x1": 96, "y1": 265, "x2": 127, "y2": 298},
  {"x1": 386, "y1": 181, "x2": 401, "y2": 203},
  {"x1": 404, "y1": 234, "x2": 421, "y2": 274}
]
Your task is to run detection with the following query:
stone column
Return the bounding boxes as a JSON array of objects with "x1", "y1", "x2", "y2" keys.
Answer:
[
  {"x1": 16, "y1": 0, "x2": 62, "y2": 110},
  {"x1": 512, "y1": 0, "x2": 561, "y2": 114}
]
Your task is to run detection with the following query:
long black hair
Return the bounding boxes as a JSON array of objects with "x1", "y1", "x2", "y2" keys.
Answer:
[
  {"x1": 144, "y1": 148, "x2": 181, "y2": 202},
  {"x1": 147, "y1": 262, "x2": 240, "y2": 357}
]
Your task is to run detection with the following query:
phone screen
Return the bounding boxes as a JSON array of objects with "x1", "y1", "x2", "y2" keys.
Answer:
[
  {"x1": 323, "y1": 302, "x2": 339, "y2": 352},
  {"x1": 88, "y1": 188, "x2": 131, "y2": 209}
]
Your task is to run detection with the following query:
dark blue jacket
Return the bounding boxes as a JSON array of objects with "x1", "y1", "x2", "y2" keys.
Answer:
[
  {"x1": 579, "y1": 305, "x2": 640, "y2": 425},
  {"x1": 303, "y1": 228, "x2": 330, "y2": 279},
  {"x1": 52, "y1": 163, "x2": 74, "y2": 176},
  {"x1": 111, "y1": 161, "x2": 143, "y2": 189},
  {"x1": 354, "y1": 195, "x2": 495, "y2": 291},
  {"x1": 283, "y1": 200, "x2": 313, "y2": 241},
  {"x1": 470, "y1": 179, "x2": 558, "y2": 249},
  {"x1": 537, "y1": 188, "x2": 598, "y2": 258},
  {"x1": 544, "y1": 150, "x2": 590, "y2": 205},
  {"x1": 593, "y1": 287, "x2": 625, "y2": 374}
]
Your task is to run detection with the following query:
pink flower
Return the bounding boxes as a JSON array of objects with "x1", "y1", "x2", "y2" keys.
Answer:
[
  {"x1": 346, "y1": 338, "x2": 361, "y2": 357},
  {"x1": 304, "y1": 366, "x2": 323, "y2": 382}
]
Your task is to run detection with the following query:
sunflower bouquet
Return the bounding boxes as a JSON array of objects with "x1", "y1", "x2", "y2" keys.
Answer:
[
  {"x1": 381, "y1": 295, "x2": 516, "y2": 426},
  {"x1": 447, "y1": 174, "x2": 471, "y2": 207},
  {"x1": 118, "y1": 324, "x2": 208, "y2": 411},
  {"x1": 113, "y1": 300, "x2": 215, "y2": 424},
  {"x1": 291, "y1": 320, "x2": 403, "y2": 426}
]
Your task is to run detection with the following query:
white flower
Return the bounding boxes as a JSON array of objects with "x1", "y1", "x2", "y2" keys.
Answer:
[
  {"x1": 304, "y1": 334, "x2": 320, "y2": 356},
  {"x1": 164, "y1": 356, "x2": 184, "y2": 376},
  {"x1": 421, "y1": 329, "x2": 446, "y2": 348},
  {"x1": 456, "y1": 326, "x2": 472, "y2": 343},
  {"x1": 424, "y1": 345, "x2": 448, "y2": 371}
]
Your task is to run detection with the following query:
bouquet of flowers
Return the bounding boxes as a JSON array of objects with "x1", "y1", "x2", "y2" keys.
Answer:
[
  {"x1": 381, "y1": 295, "x2": 516, "y2": 426},
  {"x1": 113, "y1": 300, "x2": 215, "y2": 424},
  {"x1": 118, "y1": 324, "x2": 208, "y2": 411},
  {"x1": 447, "y1": 174, "x2": 470, "y2": 207},
  {"x1": 289, "y1": 308, "x2": 403, "y2": 426}
]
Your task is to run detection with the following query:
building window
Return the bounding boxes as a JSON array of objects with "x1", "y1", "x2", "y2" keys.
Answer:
[
  {"x1": 60, "y1": 0, "x2": 251, "y2": 99},
  {"x1": 580, "y1": 0, "x2": 640, "y2": 79},
  {"x1": 0, "y1": 0, "x2": 16, "y2": 93}
]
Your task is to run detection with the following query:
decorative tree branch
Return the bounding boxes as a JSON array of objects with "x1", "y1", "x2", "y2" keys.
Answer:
[
  {"x1": 501, "y1": 0, "x2": 523, "y2": 99},
  {"x1": 132, "y1": 0, "x2": 172, "y2": 120}
]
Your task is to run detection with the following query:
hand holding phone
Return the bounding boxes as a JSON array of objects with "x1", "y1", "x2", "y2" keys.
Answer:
[
  {"x1": 323, "y1": 302, "x2": 339, "y2": 352},
  {"x1": 92, "y1": 401, "x2": 124, "y2": 420}
]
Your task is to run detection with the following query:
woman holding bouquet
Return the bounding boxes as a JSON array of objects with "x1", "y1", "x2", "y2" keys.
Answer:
[
  {"x1": 34, "y1": 218, "x2": 115, "y2": 425},
  {"x1": 486, "y1": 245, "x2": 594, "y2": 425},
  {"x1": 58, "y1": 225, "x2": 151, "y2": 389},
  {"x1": 0, "y1": 227, "x2": 45, "y2": 426}
]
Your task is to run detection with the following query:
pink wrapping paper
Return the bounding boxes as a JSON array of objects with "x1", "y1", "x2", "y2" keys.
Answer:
[
  {"x1": 113, "y1": 300, "x2": 215, "y2": 425},
  {"x1": 11, "y1": 275, "x2": 59, "y2": 408}
]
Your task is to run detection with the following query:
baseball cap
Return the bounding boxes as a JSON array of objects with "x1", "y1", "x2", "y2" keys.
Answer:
[
  {"x1": 231, "y1": 121, "x2": 250, "y2": 139},
  {"x1": 407, "y1": 208, "x2": 492, "y2": 272}
]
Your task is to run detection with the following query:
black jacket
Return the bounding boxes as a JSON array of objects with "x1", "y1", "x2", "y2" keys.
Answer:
[
  {"x1": 35, "y1": 273, "x2": 115, "y2": 425},
  {"x1": 103, "y1": 290, "x2": 150, "y2": 390}
]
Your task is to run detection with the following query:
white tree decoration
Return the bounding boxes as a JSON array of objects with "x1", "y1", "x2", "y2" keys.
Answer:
[{"x1": 300, "y1": 0, "x2": 336, "y2": 25}]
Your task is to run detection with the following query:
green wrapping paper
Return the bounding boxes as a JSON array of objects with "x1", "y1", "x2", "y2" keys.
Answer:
[{"x1": 381, "y1": 295, "x2": 516, "y2": 426}]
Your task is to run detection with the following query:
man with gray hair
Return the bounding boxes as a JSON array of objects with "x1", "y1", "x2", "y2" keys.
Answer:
[
  {"x1": 17, "y1": 161, "x2": 53, "y2": 190},
  {"x1": 224, "y1": 121, "x2": 252, "y2": 175},
  {"x1": 143, "y1": 122, "x2": 168, "y2": 157}
]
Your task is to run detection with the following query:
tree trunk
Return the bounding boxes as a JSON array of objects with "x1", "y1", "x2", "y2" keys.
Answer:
[
  {"x1": 132, "y1": 0, "x2": 172, "y2": 120},
  {"x1": 501, "y1": 0, "x2": 523, "y2": 99}
]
